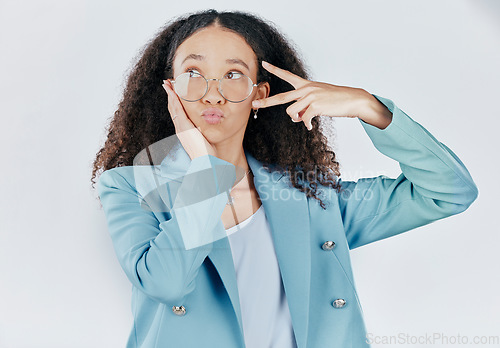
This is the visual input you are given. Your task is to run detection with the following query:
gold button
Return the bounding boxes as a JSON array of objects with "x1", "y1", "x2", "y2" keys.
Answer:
[
  {"x1": 172, "y1": 305, "x2": 186, "y2": 316},
  {"x1": 322, "y1": 241, "x2": 335, "y2": 251},
  {"x1": 332, "y1": 299, "x2": 346, "y2": 308}
]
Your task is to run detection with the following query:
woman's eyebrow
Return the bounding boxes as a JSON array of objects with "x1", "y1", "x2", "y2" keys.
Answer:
[{"x1": 181, "y1": 54, "x2": 250, "y2": 71}]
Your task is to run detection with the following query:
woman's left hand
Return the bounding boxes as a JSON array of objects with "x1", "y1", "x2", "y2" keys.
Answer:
[{"x1": 252, "y1": 61, "x2": 392, "y2": 131}]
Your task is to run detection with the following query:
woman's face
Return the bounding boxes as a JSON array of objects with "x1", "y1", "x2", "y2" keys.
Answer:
[{"x1": 171, "y1": 25, "x2": 269, "y2": 145}]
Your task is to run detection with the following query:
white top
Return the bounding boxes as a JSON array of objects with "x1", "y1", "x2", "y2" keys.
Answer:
[{"x1": 226, "y1": 204, "x2": 298, "y2": 348}]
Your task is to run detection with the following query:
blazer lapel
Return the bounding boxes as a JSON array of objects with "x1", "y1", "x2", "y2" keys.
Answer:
[
  {"x1": 206, "y1": 150, "x2": 312, "y2": 348},
  {"x1": 207, "y1": 236, "x2": 245, "y2": 343},
  {"x1": 244, "y1": 150, "x2": 311, "y2": 348}
]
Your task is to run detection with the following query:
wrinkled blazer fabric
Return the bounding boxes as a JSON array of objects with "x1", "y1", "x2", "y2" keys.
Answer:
[{"x1": 97, "y1": 94, "x2": 478, "y2": 348}]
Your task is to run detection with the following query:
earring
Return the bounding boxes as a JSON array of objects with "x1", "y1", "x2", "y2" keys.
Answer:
[{"x1": 253, "y1": 108, "x2": 259, "y2": 119}]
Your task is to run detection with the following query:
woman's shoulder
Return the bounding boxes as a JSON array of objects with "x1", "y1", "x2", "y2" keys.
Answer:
[{"x1": 97, "y1": 165, "x2": 164, "y2": 197}]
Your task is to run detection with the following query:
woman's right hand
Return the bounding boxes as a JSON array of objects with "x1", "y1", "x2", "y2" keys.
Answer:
[{"x1": 162, "y1": 80, "x2": 217, "y2": 160}]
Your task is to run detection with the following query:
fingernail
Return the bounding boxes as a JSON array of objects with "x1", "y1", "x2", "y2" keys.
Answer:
[
  {"x1": 252, "y1": 100, "x2": 260, "y2": 107},
  {"x1": 262, "y1": 61, "x2": 269, "y2": 67}
]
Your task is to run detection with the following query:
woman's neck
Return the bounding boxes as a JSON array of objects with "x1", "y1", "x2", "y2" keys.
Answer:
[
  {"x1": 213, "y1": 144, "x2": 250, "y2": 173},
  {"x1": 212, "y1": 143, "x2": 253, "y2": 191}
]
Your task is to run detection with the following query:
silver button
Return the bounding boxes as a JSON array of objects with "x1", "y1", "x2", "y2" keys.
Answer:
[
  {"x1": 172, "y1": 305, "x2": 186, "y2": 316},
  {"x1": 332, "y1": 299, "x2": 346, "y2": 308},
  {"x1": 322, "y1": 241, "x2": 335, "y2": 250}
]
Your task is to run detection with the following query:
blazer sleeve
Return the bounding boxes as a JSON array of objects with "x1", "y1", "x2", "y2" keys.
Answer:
[
  {"x1": 337, "y1": 94, "x2": 478, "y2": 250},
  {"x1": 97, "y1": 154, "x2": 236, "y2": 304}
]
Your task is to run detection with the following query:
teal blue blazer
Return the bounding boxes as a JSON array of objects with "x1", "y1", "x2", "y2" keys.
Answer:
[{"x1": 97, "y1": 94, "x2": 478, "y2": 348}]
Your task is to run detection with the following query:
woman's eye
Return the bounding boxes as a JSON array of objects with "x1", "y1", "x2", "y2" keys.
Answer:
[
  {"x1": 226, "y1": 71, "x2": 243, "y2": 79},
  {"x1": 184, "y1": 68, "x2": 243, "y2": 78},
  {"x1": 186, "y1": 68, "x2": 201, "y2": 77}
]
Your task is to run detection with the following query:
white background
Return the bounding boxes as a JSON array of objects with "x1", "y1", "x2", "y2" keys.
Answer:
[{"x1": 1, "y1": 0, "x2": 499, "y2": 347}]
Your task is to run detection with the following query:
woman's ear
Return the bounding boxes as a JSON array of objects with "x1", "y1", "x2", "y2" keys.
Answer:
[{"x1": 255, "y1": 81, "x2": 270, "y2": 100}]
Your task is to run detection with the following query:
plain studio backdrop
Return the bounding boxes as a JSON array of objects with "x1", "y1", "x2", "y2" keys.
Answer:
[{"x1": 1, "y1": 0, "x2": 498, "y2": 347}]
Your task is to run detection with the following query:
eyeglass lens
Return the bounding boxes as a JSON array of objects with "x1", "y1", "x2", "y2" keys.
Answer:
[{"x1": 174, "y1": 72, "x2": 253, "y2": 102}]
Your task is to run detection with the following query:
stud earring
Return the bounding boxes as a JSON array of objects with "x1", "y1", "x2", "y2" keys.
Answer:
[{"x1": 253, "y1": 108, "x2": 259, "y2": 119}]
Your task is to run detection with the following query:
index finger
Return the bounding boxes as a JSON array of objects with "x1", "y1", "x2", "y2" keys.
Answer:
[
  {"x1": 261, "y1": 61, "x2": 307, "y2": 89},
  {"x1": 252, "y1": 88, "x2": 305, "y2": 109}
]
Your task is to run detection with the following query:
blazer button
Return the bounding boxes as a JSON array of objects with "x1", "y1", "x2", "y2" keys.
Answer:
[
  {"x1": 172, "y1": 305, "x2": 186, "y2": 316},
  {"x1": 322, "y1": 241, "x2": 335, "y2": 251},
  {"x1": 332, "y1": 299, "x2": 346, "y2": 308}
]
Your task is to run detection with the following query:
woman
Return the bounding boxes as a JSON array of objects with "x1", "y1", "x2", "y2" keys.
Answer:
[{"x1": 92, "y1": 9, "x2": 478, "y2": 348}]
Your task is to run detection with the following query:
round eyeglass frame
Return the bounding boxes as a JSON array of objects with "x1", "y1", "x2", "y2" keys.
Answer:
[{"x1": 168, "y1": 71, "x2": 262, "y2": 103}]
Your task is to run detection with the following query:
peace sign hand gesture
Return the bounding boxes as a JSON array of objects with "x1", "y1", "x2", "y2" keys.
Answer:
[{"x1": 252, "y1": 61, "x2": 392, "y2": 131}]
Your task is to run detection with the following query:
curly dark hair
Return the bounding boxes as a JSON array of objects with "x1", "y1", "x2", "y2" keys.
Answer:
[{"x1": 91, "y1": 9, "x2": 342, "y2": 210}]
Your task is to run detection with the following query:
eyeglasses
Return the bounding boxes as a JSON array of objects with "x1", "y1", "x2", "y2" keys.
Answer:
[{"x1": 168, "y1": 70, "x2": 260, "y2": 103}]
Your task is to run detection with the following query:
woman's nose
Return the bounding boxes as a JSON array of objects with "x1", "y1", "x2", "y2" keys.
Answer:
[{"x1": 203, "y1": 79, "x2": 225, "y2": 104}]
